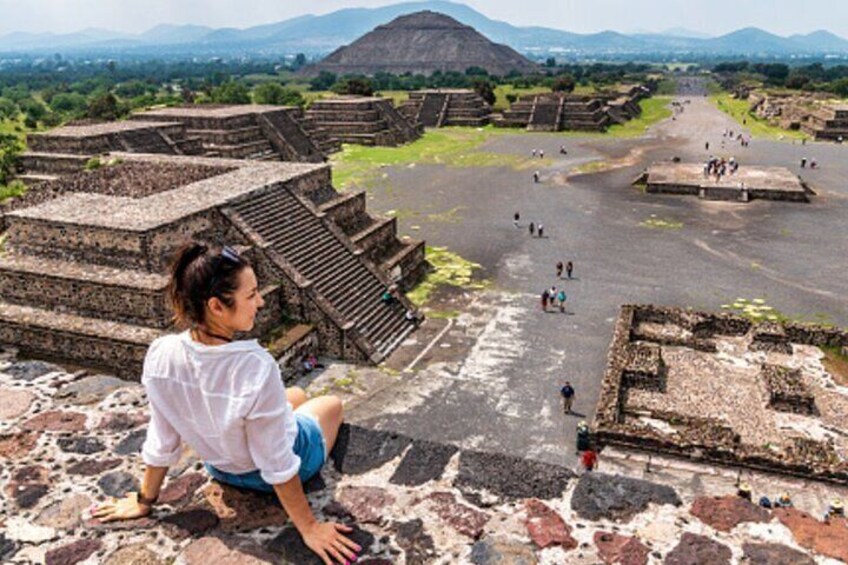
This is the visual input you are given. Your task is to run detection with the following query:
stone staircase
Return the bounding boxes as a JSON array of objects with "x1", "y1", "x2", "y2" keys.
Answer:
[
  {"x1": 305, "y1": 97, "x2": 421, "y2": 147},
  {"x1": 401, "y1": 90, "x2": 491, "y2": 129},
  {"x1": 528, "y1": 98, "x2": 561, "y2": 131},
  {"x1": 224, "y1": 187, "x2": 418, "y2": 360},
  {"x1": 416, "y1": 93, "x2": 448, "y2": 127}
]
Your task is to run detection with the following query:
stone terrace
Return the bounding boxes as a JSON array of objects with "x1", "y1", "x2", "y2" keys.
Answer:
[
  {"x1": 0, "y1": 154, "x2": 425, "y2": 378},
  {"x1": 641, "y1": 163, "x2": 813, "y2": 203},
  {"x1": 19, "y1": 121, "x2": 202, "y2": 184},
  {"x1": 398, "y1": 89, "x2": 491, "y2": 128},
  {"x1": 1, "y1": 355, "x2": 846, "y2": 564},
  {"x1": 133, "y1": 104, "x2": 339, "y2": 162},
  {"x1": 493, "y1": 93, "x2": 613, "y2": 132},
  {"x1": 305, "y1": 96, "x2": 422, "y2": 147},
  {"x1": 594, "y1": 305, "x2": 848, "y2": 484}
]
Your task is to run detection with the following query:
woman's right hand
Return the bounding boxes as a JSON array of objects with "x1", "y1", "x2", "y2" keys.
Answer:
[
  {"x1": 302, "y1": 521, "x2": 361, "y2": 564},
  {"x1": 90, "y1": 492, "x2": 152, "y2": 522}
]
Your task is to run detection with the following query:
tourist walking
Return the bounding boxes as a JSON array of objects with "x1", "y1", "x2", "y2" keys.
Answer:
[
  {"x1": 801, "y1": 157, "x2": 807, "y2": 168},
  {"x1": 533, "y1": 171, "x2": 540, "y2": 183},
  {"x1": 556, "y1": 261, "x2": 563, "y2": 278},
  {"x1": 539, "y1": 149, "x2": 545, "y2": 159},
  {"x1": 513, "y1": 211, "x2": 520, "y2": 228},
  {"x1": 532, "y1": 149, "x2": 537, "y2": 158},
  {"x1": 581, "y1": 448, "x2": 598, "y2": 472},
  {"x1": 541, "y1": 288, "x2": 549, "y2": 312},
  {"x1": 566, "y1": 261, "x2": 573, "y2": 279},
  {"x1": 560, "y1": 381, "x2": 575, "y2": 414},
  {"x1": 538, "y1": 223, "x2": 544, "y2": 238},
  {"x1": 559, "y1": 145, "x2": 567, "y2": 155},
  {"x1": 529, "y1": 221, "x2": 535, "y2": 236},
  {"x1": 557, "y1": 290, "x2": 567, "y2": 313}
]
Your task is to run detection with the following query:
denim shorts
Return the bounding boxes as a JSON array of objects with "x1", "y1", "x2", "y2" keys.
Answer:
[{"x1": 205, "y1": 412, "x2": 327, "y2": 491}]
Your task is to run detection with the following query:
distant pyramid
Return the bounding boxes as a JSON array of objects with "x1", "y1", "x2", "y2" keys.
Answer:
[{"x1": 305, "y1": 11, "x2": 537, "y2": 76}]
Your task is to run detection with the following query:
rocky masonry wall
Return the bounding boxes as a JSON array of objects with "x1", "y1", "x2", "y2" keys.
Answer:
[{"x1": 595, "y1": 305, "x2": 848, "y2": 484}]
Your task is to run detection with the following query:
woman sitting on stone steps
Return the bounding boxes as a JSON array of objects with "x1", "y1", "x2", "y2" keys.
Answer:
[{"x1": 92, "y1": 242, "x2": 359, "y2": 565}]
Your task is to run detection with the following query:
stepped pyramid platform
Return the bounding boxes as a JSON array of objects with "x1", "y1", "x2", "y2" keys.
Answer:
[
  {"x1": 494, "y1": 93, "x2": 612, "y2": 132},
  {"x1": 803, "y1": 104, "x2": 848, "y2": 141},
  {"x1": 19, "y1": 120, "x2": 203, "y2": 184},
  {"x1": 398, "y1": 89, "x2": 491, "y2": 128},
  {"x1": 0, "y1": 154, "x2": 425, "y2": 378},
  {"x1": 134, "y1": 104, "x2": 339, "y2": 162},
  {"x1": 305, "y1": 96, "x2": 422, "y2": 147},
  {"x1": 639, "y1": 163, "x2": 812, "y2": 203}
]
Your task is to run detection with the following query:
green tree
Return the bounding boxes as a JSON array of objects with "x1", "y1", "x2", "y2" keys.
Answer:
[
  {"x1": 49, "y1": 92, "x2": 88, "y2": 115},
  {"x1": 293, "y1": 53, "x2": 307, "y2": 69},
  {"x1": 471, "y1": 78, "x2": 496, "y2": 106},
  {"x1": 552, "y1": 74, "x2": 576, "y2": 93},
  {"x1": 310, "y1": 71, "x2": 337, "y2": 91},
  {"x1": 18, "y1": 98, "x2": 47, "y2": 121},
  {"x1": 545, "y1": 57, "x2": 557, "y2": 68},
  {"x1": 87, "y1": 92, "x2": 122, "y2": 121},
  {"x1": 0, "y1": 133, "x2": 23, "y2": 186},
  {"x1": 210, "y1": 81, "x2": 251, "y2": 104},
  {"x1": 253, "y1": 82, "x2": 304, "y2": 106},
  {"x1": 331, "y1": 77, "x2": 373, "y2": 97},
  {"x1": 831, "y1": 78, "x2": 848, "y2": 98},
  {"x1": 0, "y1": 97, "x2": 17, "y2": 119}
]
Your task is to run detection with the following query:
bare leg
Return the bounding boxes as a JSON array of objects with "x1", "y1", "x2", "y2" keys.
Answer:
[
  {"x1": 294, "y1": 395, "x2": 344, "y2": 453},
  {"x1": 286, "y1": 386, "x2": 308, "y2": 410}
]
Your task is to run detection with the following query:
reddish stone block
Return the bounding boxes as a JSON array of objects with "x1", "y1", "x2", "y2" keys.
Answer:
[
  {"x1": 689, "y1": 495, "x2": 771, "y2": 532},
  {"x1": 775, "y1": 508, "x2": 848, "y2": 563},
  {"x1": 523, "y1": 499, "x2": 577, "y2": 550},
  {"x1": 594, "y1": 531, "x2": 649, "y2": 565},
  {"x1": 22, "y1": 410, "x2": 87, "y2": 432},
  {"x1": 427, "y1": 491, "x2": 489, "y2": 539}
]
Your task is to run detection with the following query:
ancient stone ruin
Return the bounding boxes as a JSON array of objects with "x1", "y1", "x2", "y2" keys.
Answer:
[
  {"x1": 803, "y1": 104, "x2": 848, "y2": 141},
  {"x1": 747, "y1": 91, "x2": 848, "y2": 141},
  {"x1": 133, "y1": 104, "x2": 339, "y2": 161},
  {"x1": 0, "y1": 154, "x2": 426, "y2": 378},
  {"x1": 494, "y1": 85, "x2": 650, "y2": 132},
  {"x1": 303, "y1": 11, "x2": 537, "y2": 77},
  {"x1": 594, "y1": 305, "x2": 848, "y2": 484},
  {"x1": 637, "y1": 162, "x2": 813, "y2": 203},
  {"x1": 18, "y1": 105, "x2": 338, "y2": 184},
  {"x1": 304, "y1": 96, "x2": 422, "y2": 147},
  {"x1": 398, "y1": 89, "x2": 491, "y2": 128}
]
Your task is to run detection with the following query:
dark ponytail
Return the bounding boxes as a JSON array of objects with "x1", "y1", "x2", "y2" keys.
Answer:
[{"x1": 167, "y1": 242, "x2": 251, "y2": 329}]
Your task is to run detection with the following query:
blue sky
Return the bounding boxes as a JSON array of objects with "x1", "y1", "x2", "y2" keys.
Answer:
[{"x1": 1, "y1": 0, "x2": 847, "y2": 37}]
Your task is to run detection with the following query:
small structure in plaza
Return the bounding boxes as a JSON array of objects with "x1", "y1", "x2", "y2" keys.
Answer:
[
  {"x1": 594, "y1": 305, "x2": 848, "y2": 484},
  {"x1": 637, "y1": 162, "x2": 813, "y2": 203},
  {"x1": 305, "y1": 96, "x2": 421, "y2": 146},
  {"x1": 0, "y1": 154, "x2": 425, "y2": 378},
  {"x1": 398, "y1": 89, "x2": 491, "y2": 128},
  {"x1": 18, "y1": 105, "x2": 338, "y2": 184},
  {"x1": 803, "y1": 104, "x2": 848, "y2": 141}
]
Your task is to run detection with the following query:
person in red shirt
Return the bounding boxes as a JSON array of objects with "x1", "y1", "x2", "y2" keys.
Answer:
[{"x1": 581, "y1": 449, "x2": 598, "y2": 472}]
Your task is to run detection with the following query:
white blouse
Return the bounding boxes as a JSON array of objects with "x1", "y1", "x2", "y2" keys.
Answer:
[{"x1": 140, "y1": 331, "x2": 301, "y2": 485}]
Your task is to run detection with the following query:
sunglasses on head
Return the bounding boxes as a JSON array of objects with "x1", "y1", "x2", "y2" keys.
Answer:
[{"x1": 206, "y1": 245, "x2": 242, "y2": 296}]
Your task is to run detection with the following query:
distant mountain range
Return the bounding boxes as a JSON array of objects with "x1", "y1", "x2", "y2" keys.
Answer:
[{"x1": 1, "y1": 1, "x2": 847, "y2": 58}]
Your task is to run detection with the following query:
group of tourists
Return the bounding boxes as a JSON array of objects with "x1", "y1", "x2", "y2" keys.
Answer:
[
  {"x1": 737, "y1": 483, "x2": 844, "y2": 521},
  {"x1": 541, "y1": 285, "x2": 567, "y2": 312},
  {"x1": 704, "y1": 155, "x2": 738, "y2": 180},
  {"x1": 800, "y1": 157, "x2": 818, "y2": 169}
]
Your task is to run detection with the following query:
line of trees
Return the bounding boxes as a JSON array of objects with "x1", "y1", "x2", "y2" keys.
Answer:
[{"x1": 714, "y1": 62, "x2": 848, "y2": 97}]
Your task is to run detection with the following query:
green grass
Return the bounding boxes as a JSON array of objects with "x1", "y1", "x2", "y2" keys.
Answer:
[
  {"x1": 709, "y1": 92, "x2": 808, "y2": 141},
  {"x1": 640, "y1": 216, "x2": 683, "y2": 230},
  {"x1": 0, "y1": 180, "x2": 27, "y2": 203},
  {"x1": 407, "y1": 246, "x2": 488, "y2": 306},
  {"x1": 606, "y1": 96, "x2": 673, "y2": 138},
  {"x1": 330, "y1": 126, "x2": 544, "y2": 190}
]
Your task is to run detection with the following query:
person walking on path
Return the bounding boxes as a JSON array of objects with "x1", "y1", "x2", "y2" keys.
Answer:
[
  {"x1": 560, "y1": 381, "x2": 575, "y2": 414},
  {"x1": 581, "y1": 448, "x2": 598, "y2": 472},
  {"x1": 566, "y1": 261, "x2": 573, "y2": 279},
  {"x1": 91, "y1": 243, "x2": 360, "y2": 565},
  {"x1": 539, "y1": 149, "x2": 545, "y2": 159},
  {"x1": 513, "y1": 211, "x2": 520, "y2": 228},
  {"x1": 556, "y1": 261, "x2": 563, "y2": 278},
  {"x1": 533, "y1": 171, "x2": 540, "y2": 183},
  {"x1": 557, "y1": 290, "x2": 567, "y2": 313},
  {"x1": 540, "y1": 288, "x2": 549, "y2": 312},
  {"x1": 538, "y1": 223, "x2": 544, "y2": 238},
  {"x1": 549, "y1": 286, "x2": 557, "y2": 307},
  {"x1": 529, "y1": 221, "x2": 535, "y2": 236},
  {"x1": 532, "y1": 149, "x2": 537, "y2": 158}
]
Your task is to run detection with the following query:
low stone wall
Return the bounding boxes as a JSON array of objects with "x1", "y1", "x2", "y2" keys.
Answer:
[
  {"x1": 594, "y1": 304, "x2": 848, "y2": 485},
  {"x1": 762, "y1": 364, "x2": 817, "y2": 415}
]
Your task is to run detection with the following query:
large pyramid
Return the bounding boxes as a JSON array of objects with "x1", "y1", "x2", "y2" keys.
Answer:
[{"x1": 306, "y1": 11, "x2": 538, "y2": 76}]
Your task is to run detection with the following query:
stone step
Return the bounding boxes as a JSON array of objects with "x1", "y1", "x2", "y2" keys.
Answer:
[
  {"x1": 19, "y1": 152, "x2": 89, "y2": 176},
  {"x1": 229, "y1": 185, "x2": 412, "y2": 361},
  {"x1": 0, "y1": 301, "x2": 164, "y2": 380},
  {"x1": 16, "y1": 173, "x2": 59, "y2": 185},
  {"x1": 203, "y1": 139, "x2": 275, "y2": 159},
  {"x1": 188, "y1": 126, "x2": 265, "y2": 146},
  {"x1": 0, "y1": 253, "x2": 171, "y2": 328}
]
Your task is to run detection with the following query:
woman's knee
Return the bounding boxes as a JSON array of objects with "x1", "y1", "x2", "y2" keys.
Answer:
[{"x1": 286, "y1": 386, "x2": 308, "y2": 409}]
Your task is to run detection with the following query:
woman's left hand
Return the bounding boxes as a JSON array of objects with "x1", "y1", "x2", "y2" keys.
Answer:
[{"x1": 91, "y1": 492, "x2": 152, "y2": 522}]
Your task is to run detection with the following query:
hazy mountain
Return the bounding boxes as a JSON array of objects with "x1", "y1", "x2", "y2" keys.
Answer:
[{"x1": 1, "y1": 1, "x2": 847, "y2": 58}]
